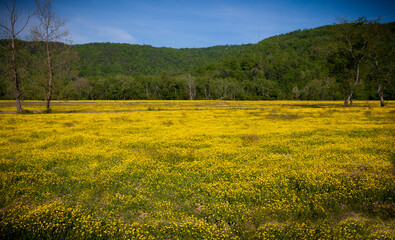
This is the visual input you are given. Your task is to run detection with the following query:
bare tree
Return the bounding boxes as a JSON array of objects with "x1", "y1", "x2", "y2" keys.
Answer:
[
  {"x1": 291, "y1": 86, "x2": 300, "y2": 100},
  {"x1": 336, "y1": 17, "x2": 378, "y2": 107},
  {"x1": 215, "y1": 78, "x2": 233, "y2": 100},
  {"x1": 370, "y1": 51, "x2": 390, "y2": 107},
  {"x1": 200, "y1": 76, "x2": 211, "y2": 100},
  {"x1": 186, "y1": 74, "x2": 196, "y2": 100},
  {"x1": 0, "y1": 0, "x2": 31, "y2": 112},
  {"x1": 31, "y1": 0, "x2": 70, "y2": 111}
]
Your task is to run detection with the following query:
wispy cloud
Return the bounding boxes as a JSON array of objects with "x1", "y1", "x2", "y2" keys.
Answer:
[
  {"x1": 68, "y1": 17, "x2": 136, "y2": 44},
  {"x1": 44, "y1": 0, "x2": 395, "y2": 48},
  {"x1": 98, "y1": 26, "x2": 136, "y2": 43}
]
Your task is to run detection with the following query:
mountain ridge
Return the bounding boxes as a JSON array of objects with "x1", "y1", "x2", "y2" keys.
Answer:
[{"x1": 1, "y1": 23, "x2": 393, "y2": 100}]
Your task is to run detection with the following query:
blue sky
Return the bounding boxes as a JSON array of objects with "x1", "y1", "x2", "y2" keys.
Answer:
[{"x1": 2, "y1": 0, "x2": 395, "y2": 48}]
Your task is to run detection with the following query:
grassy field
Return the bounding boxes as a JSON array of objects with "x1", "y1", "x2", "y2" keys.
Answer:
[{"x1": 0, "y1": 100, "x2": 394, "y2": 239}]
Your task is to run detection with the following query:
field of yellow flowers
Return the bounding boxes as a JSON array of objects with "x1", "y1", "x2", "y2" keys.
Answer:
[{"x1": 0, "y1": 100, "x2": 394, "y2": 239}]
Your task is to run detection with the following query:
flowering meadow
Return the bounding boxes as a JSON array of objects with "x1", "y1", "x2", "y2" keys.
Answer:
[{"x1": 0, "y1": 100, "x2": 394, "y2": 239}]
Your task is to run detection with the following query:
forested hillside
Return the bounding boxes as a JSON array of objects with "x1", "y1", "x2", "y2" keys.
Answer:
[
  {"x1": 192, "y1": 25, "x2": 335, "y2": 100},
  {"x1": 192, "y1": 23, "x2": 394, "y2": 101},
  {"x1": 74, "y1": 43, "x2": 249, "y2": 76},
  {"x1": 1, "y1": 22, "x2": 394, "y2": 101}
]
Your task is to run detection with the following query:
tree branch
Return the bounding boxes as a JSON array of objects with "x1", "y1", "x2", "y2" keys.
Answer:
[{"x1": 15, "y1": 11, "x2": 32, "y2": 36}]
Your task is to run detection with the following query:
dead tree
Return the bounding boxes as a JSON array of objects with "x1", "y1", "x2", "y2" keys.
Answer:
[
  {"x1": 31, "y1": 0, "x2": 70, "y2": 111},
  {"x1": 186, "y1": 74, "x2": 196, "y2": 100},
  {"x1": 0, "y1": 0, "x2": 31, "y2": 112},
  {"x1": 336, "y1": 17, "x2": 379, "y2": 107}
]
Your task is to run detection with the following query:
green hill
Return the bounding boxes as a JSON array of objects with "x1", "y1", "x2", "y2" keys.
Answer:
[
  {"x1": 191, "y1": 23, "x2": 394, "y2": 100},
  {"x1": 74, "y1": 43, "x2": 250, "y2": 76},
  {"x1": 1, "y1": 23, "x2": 394, "y2": 101},
  {"x1": 192, "y1": 25, "x2": 336, "y2": 99}
]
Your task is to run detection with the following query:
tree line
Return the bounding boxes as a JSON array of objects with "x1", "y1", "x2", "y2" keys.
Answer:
[{"x1": 1, "y1": 0, "x2": 394, "y2": 111}]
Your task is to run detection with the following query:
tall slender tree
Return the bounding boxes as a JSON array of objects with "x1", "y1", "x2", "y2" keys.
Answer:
[
  {"x1": 186, "y1": 74, "x2": 196, "y2": 100},
  {"x1": 31, "y1": 0, "x2": 71, "y2": 111},
  {"x1": 0, "y1": 0, "x2": 31, "y2": 112},
  {"x1": 336, "y1": 17, "x2": 378, "y2": 106}
]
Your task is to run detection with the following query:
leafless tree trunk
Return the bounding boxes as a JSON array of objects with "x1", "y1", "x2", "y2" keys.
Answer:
[
  {"x1": 204, "y1": 87, "x2": 211, "y2": 100},
  {"x1": 0, "y1": 0, "x2": 31, "y2": 112},
  {"x1": 291, "y1": 86, "x2": 300, "y2": 100},
  {"x1": 377, "y1": 83, "x2": 384, "y2": 107},
  {"x1": 186, "y1": 74, "x2": 196, "y2": 100},
  {"x1": 343, "y1": 36, "x2": 366, "y2": 107},
  {"x1": 145, "y1": 84, "x2": 150, "y2": 99},
  {"x1": 45, "y1": 40, "x2": 53, "y2": 109},
  {"x1": 11, "y1": 33, "x2": 23, "y2": 111},
  {"x1": 371, "y1": 53, "x2": 386, "y2": 107},
  {"x1": 344, "y1": 62, "x2": 361, "y2": 106},
  {"x1": 336, "y1": 18, "x2": 377, "y2": 107},
  {"x1": 31, "y1": 0, "x2": 69, "y2": 111}
]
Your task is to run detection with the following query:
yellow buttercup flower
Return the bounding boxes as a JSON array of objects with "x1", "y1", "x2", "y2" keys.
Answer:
[{"x1": 0, "y1": 100, "x2": 394, "y2": 239}]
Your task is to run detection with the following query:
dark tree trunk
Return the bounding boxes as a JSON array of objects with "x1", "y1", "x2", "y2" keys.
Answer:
[
  {"x1": 344, "y1": 62, "x2": 360, "y2": 107},
  {"x1": 378, "y1": 83, "x2": 385, "y2": 107},
  {"x1": 373, "y1": 56, "x2": 385, "y2": 107}
]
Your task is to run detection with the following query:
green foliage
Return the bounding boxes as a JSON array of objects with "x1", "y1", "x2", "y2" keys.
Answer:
[
  {"x1": 1, "y1": 22, "x2": 394, "y2": 101},
  {"x1": 73, "y1": 43, "x2": 248, "y2": 77}
]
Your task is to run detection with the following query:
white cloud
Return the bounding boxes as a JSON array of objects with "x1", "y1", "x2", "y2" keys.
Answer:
[
  {"x1": 67, "y1": 17, "x2": 136, "y2": 44},
  {"x1": 101, "y1": 27, "x2": 136, "y2": 43}
]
